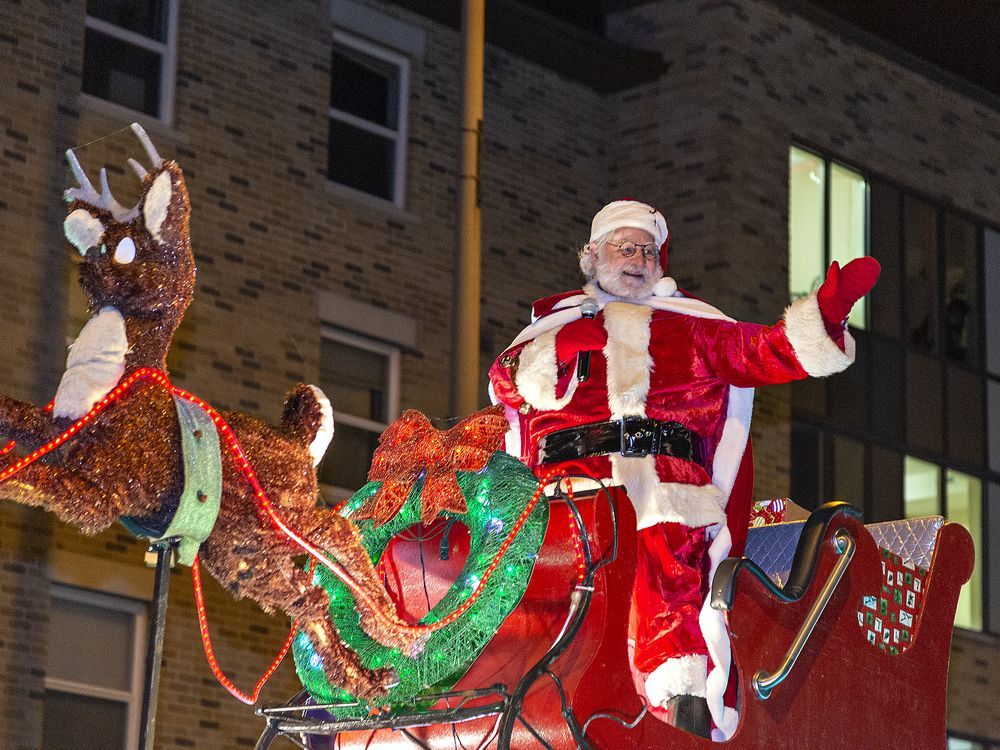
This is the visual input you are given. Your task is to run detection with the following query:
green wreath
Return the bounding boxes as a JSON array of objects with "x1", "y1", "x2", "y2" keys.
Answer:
[{"x1": 292, "y1": 450, "x2": 548, "y2": 716}]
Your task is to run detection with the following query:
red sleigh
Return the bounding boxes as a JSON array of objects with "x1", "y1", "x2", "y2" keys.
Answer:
[{"x1": 253, "y1": 487, "x2": 973, "y2": 750}]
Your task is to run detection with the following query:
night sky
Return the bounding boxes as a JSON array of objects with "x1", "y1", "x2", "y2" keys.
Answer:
[{"x1": 534, "y1": 0, "x2": 1000, "y2": 100}]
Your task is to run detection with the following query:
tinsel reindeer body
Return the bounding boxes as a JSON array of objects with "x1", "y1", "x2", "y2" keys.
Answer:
[{"x1": 0, "y1": 126, "x2": 418, "y2": 699}]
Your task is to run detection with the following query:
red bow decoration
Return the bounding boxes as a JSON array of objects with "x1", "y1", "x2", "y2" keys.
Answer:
[{"x1": 354, "y1": 405, "x2": 509, "y2": 527}]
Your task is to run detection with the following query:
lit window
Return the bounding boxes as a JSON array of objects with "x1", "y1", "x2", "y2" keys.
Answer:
[
  {"x1": 947, "y1": 469, "x2": 983, "y2": 630},
  {"x1": 788, "y1": 146, "x2": 869, "y2": 328},
  {"x1": 328, "y1": 30, "x2": 409, "y2": 205},
  {"x1": 903, "y1": 456, "x2": 940, "y2": 518},
  {"x1": 82, "y1": 0, "x2": 178, "y2": 121},
  {"x1": 904, "y1": 458, "x2": 984, "y2": 631},
  {"x1": 317, "y1": 327, "x2": 400, "y2": 497},
  {"x1": 947, "y1": 737, "x2": 984, "y2": 750},
  {"x1": 43, "y1": 585, "x2": 146, "y2": 749}
]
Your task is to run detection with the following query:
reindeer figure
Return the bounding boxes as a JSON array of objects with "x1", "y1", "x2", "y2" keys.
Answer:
[{"x1": 0, "y1": 125, "x2": 419, "y2": 699}]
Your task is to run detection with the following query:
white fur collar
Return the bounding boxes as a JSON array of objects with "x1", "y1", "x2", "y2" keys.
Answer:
[{"x1": 53, "y1": 307, "x2": 129, "y2": 420}]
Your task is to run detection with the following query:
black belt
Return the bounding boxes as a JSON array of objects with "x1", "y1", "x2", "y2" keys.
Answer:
[{"x1": 538, "y1": 417, "x2": 698, "y2": 464}]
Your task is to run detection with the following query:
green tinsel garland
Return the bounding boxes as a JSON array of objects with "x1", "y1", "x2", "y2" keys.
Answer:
[{"x1": 292, "y1": 450, "x2": 548, "y2": 716}]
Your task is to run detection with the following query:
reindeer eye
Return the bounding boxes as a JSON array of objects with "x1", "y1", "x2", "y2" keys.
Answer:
[{"x1": 114, "y1": 236, "x2": 136, "y2": 264}]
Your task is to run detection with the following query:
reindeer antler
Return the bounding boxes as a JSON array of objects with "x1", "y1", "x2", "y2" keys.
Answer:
[{"x1": 63, "y1": 123, "x2": 167, "y2": 222}]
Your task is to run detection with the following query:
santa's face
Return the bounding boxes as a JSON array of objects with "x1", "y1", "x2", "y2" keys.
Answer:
[{"x1": 592, "y1": 227, "x2": 663, "y2": 300}]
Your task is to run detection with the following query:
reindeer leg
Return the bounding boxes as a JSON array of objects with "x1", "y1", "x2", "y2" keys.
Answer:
[
  {"x1": 204, "y1": 541, "x2": 398, "y2": 699},
  {"x1": 0, "y1": 394, "x2": 56, "y2": 450},
  {"x1": 0, "y1": 463, "x2": 123, "y2": 534},
  {"x1": 286, "y1": 507, "x2": 427, "y2": 657}
]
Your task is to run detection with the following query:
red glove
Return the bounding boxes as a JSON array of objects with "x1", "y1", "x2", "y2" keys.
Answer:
[
  {"x1": 816, "y1": 257, "x2": 881, "y2": 337},
  {"x1": 555, "y1": 316, "x2": 607, "y2": 364}
]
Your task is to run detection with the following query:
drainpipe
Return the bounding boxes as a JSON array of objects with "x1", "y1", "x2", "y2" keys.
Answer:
[{"x1": 451, "y1": 0, "x2": 485, "y2": 417}]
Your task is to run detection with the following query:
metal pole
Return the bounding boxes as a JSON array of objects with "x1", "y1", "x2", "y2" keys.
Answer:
[
  {"x1": 139, "y1": 539, "x2": 176, "y2": 750},
  {"x1": 451, "y1": 0, "x2": 485, "y2": 417}
]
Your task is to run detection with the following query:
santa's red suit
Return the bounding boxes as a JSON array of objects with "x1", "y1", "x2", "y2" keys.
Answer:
[{"x1": 488, "y1": 275, "x2": 856, "y2": 738}]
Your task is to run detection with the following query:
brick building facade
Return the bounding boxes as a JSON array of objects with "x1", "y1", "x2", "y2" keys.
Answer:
[{"x1": 0, "y1": 0, "x2": 997, "y2": 747}]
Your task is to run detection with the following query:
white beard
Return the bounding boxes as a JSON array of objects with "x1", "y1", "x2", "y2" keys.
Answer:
[
  {"x1": 592, "y1": 253, "x2": 663, "y2": 301},
  {"x1": 53, "y1": 307, "x2": 129, "y2": 420}
]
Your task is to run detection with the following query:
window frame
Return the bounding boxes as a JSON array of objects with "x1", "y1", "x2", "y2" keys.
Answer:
[
  {"x1": 82, "y1": 0, "x2": 180, "y2": 125},
  {"x1": 319, "y1": 324, "x2": 401, "y2": 497},
  {"x1": 788, "y1": 144, "x2": 872, "y2": 329},
  {"x1": 43, "y1": 584, "x2": 147, "y2": 750},
  {"x1": 788, "y1": 140, "x2": 999, "y2": 635},
  {"x1": 327, "y1": 28, "x2": 410, "y2": 207}
]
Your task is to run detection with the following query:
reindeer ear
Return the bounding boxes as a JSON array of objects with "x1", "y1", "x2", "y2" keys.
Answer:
[
  {"x1": 142, "y1": 170, "x2": 173, "y2": 242},
  {"x1": 64, "y1": 208, "x2": 105, "y2": 256}
]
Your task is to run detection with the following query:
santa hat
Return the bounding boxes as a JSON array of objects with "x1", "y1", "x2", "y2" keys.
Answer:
[{"x1": 589, "y1": 199, "x2": 670, "y2": 270}]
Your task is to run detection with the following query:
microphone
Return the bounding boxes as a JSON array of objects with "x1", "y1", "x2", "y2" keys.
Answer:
[{"x1": 577, "y1": 298, "x2": 600, "y2": 383}]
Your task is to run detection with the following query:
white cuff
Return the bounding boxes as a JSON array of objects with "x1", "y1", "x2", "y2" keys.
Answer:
[
  {"x1": 513, "y1": 331, "x2": 579, "y2": 411},
  {"x1": 644, "y1": 654, "x2": 708, "y2": 706},
  {"x1": 783, "y1": 294, "x2": 855, "y2": 377}
]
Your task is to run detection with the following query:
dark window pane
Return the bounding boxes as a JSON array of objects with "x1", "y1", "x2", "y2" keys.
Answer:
[
  {"x1": 869, "y1": 336, "x2": 903, "y2": 442},
  {"x1": 943, "y1": 214, "x2": 979, "y2": 365},
  {"x1": 947, "y1": 365, "x2": 984, "y2": 466},
  {"x1": 988, "y1": 379, "x2": 1000, "y2": 473},
  {"x1": 43, "y1": 690, "x2": 127, "y2": 749},
  {"x1": 869, "y1": 179, "x2": 902, "y2": 338},
  {"x1": 985, "y1": 229, "x2": 1000, "y2": 376},
  {"x1": 331, "y1": 43, "x2": 400, "y2": 129},
  {"x1": 790, "y1": 423, "x2": 822, "y2": 510},
  {"x1": 82, "y1": 28, "x2": 162, "y2": 116},
  {"x1": 791, "y1": 376, "x2": 826, "y2": 419},
  {"x1": 905, "y1": 351, "x2": 944, "y2": 454},
  {"x1": 320, "y1": 337, "x2": 389, "y2": 422},
  {"x1": 328, "y1": 118, "x2": 395, "y2": 200},
  {"x1": 318, "y1": 422, "x2": 381, "y2": 493},
  {"x1": 831, "y1": 434, "x2": 865, "y2": 512},
  {"x1": 870, "y1": 446, "x2": 902, "y2": 521},
  {"x1": 87, "y1": 0, "x2": 167, "y2": 41},
  {"x1": 903, "y1": 196, "x2": 938, "y2": 352},
  {"x1": 988, "y1": 481, "x2": 1000, "y2": 633},
  {"x1": 827, "y1": 331, "x2": 869, "y2": 431}
]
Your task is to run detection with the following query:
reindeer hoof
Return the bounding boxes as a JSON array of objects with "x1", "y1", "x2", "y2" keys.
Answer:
[{"x1": 382, "y1": 667, "x2": 400, "y2": 690}]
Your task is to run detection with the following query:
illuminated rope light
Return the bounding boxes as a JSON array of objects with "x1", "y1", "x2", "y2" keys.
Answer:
[
  {"x1": 0, "y1": 368, "x2": 560, "y2": 664},
  {"x1": 191, "y1": 556, "x2": 296, "y2": 704},
  {"x1": 564, "y1": 479, "x2": 587, "y2": 584}
]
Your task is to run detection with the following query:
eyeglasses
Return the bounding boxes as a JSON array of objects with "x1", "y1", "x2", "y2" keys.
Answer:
[{"x1": 604, "y1": 239, "x2": 659, "y2": 261}]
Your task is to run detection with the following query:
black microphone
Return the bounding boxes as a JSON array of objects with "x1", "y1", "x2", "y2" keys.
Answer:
[{"x1": 576, "y1": 298, "x2": 600, "y2": 382}]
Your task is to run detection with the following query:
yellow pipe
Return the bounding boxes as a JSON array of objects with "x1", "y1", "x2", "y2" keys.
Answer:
[{"x1": 451, "y1": 0, "x2": 485, "y2": 417}]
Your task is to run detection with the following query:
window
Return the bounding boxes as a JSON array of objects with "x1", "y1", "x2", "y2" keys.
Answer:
[
  {"x1": 902, "y1": 459, "x2": 982, "y2": 630},
  {"x1": 317, "y1": 327, "x2": 400, "y2": 497},
  {"x1": 788, "y1": 146, "x2": 869, "y2": 328},
  {"x1": 789, "y1": 147, "x2": 996, "y2": 635},
  {"x1": 82, "y1": 0, "x2": 178, "y2": 121},
  {"x1": 328, "y1": 30, "x2": 409, "y2": 204},
  {"x1": 43, "y1": 585, "x2": 146, "y2": 749}
]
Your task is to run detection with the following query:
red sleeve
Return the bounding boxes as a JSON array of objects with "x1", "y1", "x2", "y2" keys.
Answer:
[{"x1": 694, "y1": 318, "x2": 810, "y2": 388}]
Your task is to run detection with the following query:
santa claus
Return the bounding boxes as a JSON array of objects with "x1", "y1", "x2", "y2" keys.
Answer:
[{"x1": 488, "y1": 199, "x2": 879, "y2": 739}]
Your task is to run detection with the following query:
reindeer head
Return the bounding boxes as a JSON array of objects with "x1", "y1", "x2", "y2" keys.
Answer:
[{"x1": 62, "y1": 124, "x2": 195, "y2": 328}]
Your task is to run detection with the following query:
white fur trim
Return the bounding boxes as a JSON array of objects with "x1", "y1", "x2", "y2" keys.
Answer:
[
  {"x1": 611, "y1": 454, "x2": 727, "y2": 529},
  {"x1": 651, "y1": 276, "x2": 679, "y2": 297},
  {"x1": 601, "y1": 302, "x2": 653, "y2": 418},
  {"x1": 644, "y1": 654, "x2": 708, "y2": 706},
  {"x1": 54, "y1": 307, "x2": 128, "y2": 420},
  {"x1": 64, "y1": 208, "x2": 104, "y2": 256},
  {"x1": 700, "y1": 524, "x2": 737, "y2": 739},
  {"x1": 589, "y1": 200, "x2": 668, "y2": 247},
  {"x1": 783, "y1": 294, "x2": 855, "y2": 377},
  {"x1": 514, "y1": 330, "x2": 579, "y2": 411},
  {"x1": 711, "y1": 707, "x2": 740, "y2": 741},
  {"x1": 144, "y1": 171, "x2": 172, "y2": 243},
  {"x1": 307, "y1": 385, "x2": 334, "y2": 465},
  {"x1": 488, "y1": 381, "x2": 522, "y2": 458},
  {"x1": 711, "y1": 386, "x2": 754, "y2": 503}
]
